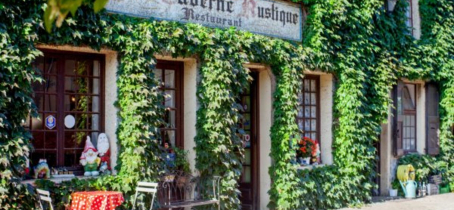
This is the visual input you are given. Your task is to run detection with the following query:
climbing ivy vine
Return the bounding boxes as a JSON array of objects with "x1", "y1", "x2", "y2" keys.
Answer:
[{"x1": 0, "y1": 0, "x2": 452, "y2": 209}]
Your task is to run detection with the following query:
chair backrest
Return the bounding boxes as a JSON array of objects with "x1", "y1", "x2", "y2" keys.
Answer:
[
  {"x1": 132, "y1": 182, "x2": 158, "y2": 210},
  {"x1": 36, "y1": 189, "x2": 54, "y2": 210}
]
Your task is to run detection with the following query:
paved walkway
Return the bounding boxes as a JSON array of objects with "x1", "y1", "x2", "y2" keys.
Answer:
[{"x1": 342, "y1": 193, "x2": 454, "y2": 210}]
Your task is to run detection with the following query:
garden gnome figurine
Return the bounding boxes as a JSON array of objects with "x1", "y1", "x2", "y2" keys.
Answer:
[
  {"x1": 80, "y1": 136, "x2": 100, "y2": 176},
  {"x1": 97, "y1": 133, "x2": 111, "y2": 175},
  {"x1": 34, "y1": 159, "x2": 50, "y2": 179}
]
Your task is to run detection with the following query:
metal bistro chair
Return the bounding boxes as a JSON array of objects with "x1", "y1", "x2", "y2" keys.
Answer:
[
  {"x1": 36, "y1": 189, "x2": 54, "y2": 210},
  {"x1": 132, "y1": 182, "x2": 159, "y2": 210}
]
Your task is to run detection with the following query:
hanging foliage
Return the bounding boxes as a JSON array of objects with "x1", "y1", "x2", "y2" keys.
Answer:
[{"x1": 0, "y1": 0, "x2": 453, "y2": 209}]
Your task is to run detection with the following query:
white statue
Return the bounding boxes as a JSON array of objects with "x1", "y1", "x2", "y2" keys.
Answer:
[
  {"x1": 97, "y1": 133, "x2": 111, "y2": 175},
  {"x1": 80, "y1": 136, "x2": 100, "y2": 176}
]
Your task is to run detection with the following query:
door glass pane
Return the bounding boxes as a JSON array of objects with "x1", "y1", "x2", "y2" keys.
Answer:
[
  {"x1": 243, "y1": 96, "x2": 251, "y2": 112},
  {"x1": 244, "y1": 114, "x2": 251, "y2": 130},
  {"x1": 243, "y1": 166, "x2": 251, "y2": 183},
  {"x1": 244, "y1": 149, "x2": 251, "y2": 165}
]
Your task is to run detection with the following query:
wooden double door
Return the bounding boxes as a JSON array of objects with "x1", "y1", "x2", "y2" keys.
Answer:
[{"x1": 239, "y1": 72, "x2": 259, "y2": 210}]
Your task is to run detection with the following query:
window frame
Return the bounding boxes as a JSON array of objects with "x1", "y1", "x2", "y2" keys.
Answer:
[
  {"x1": 155, "y1": 60, "x2": 184, "y2": 149},
  {"x1": 29, "y1": 49, "x2": 106, "y2": 169},
  {"x1": 297, "y1": 75, "x2": 321, "y2": 158},
  {"x1": 402, "y1": 83, "x2": 417, "y2": 153}
]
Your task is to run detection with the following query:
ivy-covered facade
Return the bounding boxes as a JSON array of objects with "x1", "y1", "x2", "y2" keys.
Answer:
[{"x1": 0, "y1": 0, "x2": 453, "y2": 210}]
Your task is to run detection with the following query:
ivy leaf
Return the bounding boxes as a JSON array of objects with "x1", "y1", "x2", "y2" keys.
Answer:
[{"x1": 94, "y1": 0, "x2": 109, "y2": 13}]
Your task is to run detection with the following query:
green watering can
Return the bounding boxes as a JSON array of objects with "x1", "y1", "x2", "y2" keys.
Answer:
[{"x1": 400, "y1": 180, "x2": 417, "y2": 198}]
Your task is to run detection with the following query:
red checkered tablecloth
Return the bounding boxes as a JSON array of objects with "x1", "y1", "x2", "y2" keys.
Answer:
[{"x1": 71, "y1": 191, "x2": 124, "y2": 210}]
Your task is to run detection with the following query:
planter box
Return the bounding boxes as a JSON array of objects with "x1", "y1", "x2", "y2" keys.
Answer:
[
  {"x1": 427, "y1": 184, "x2": 439, "y2": 195},
  {"x1": 439, "y1": 185, "x2": 450, "y2": 194},
  {"x1": 389, "y1": 189, "x2": 398, "y2": 197}
]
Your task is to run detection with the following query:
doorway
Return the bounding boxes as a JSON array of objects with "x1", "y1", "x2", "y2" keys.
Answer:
[{"x1": 239, "y1": 72, "x2": 259, "y2": 210}]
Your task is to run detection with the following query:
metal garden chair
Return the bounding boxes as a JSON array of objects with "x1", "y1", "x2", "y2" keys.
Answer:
[
  {"x1": 132, "y1": 181, "x2": 159, "y2": 210},
  {"x1": 37, "y1": 189, "x2": 54, "y2": 210}
]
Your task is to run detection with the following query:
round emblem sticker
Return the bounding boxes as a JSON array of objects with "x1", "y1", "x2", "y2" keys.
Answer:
[
  {"x1": 64, "y1": 115, "x2": 76, "y2": 129},
  {"x1": 45, "y1": 115, "x2": 56, "y2": 129},
  {"x1": 244, "y1": 134, "x2": 251, "y2": 142}
]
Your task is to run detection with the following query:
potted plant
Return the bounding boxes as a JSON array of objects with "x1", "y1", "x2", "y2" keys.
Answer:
[
  {"x1": 297, "y1": 137, "x2": 317, "y2": 165},
  {"x1": 390, "y1": 181, "x2": 399, "y2": 197}
]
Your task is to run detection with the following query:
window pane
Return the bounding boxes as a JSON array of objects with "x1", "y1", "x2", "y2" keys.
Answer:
[
  {"x1": 91, "y1": 96, "x2": 100, "y2": 112},
  {"x1": 298, "y1": 92, "x2": 303, "y2": 104},
  {"x1": 45, "y1": 58, "x2": 58, "y2": 74},
  {"x1": 45, "y1": 132, "x2": 57, "y2": 149},
  {"x1": 163, "y1": 130, "x2": 176, "y2": 147},
  {"x1": 89, "y1": 114, "x2": 100, "y2": 130},
  {"x1": 298, "y1": 120, "x2": 303, "y2": 131},
  {"x1": 45, "y1": 95, "x2": 58, "y2": 112},
  {"x1": 311, "y1": 80, "x2": 316, "y2": 91},
  {"x1": 64, "y1": 149, "x2": 82, "y2": 167},
  {"x1": 44, "y1": 76, "x2": 57, "y2": 93},
  {"x1": 311, "y1": 120, "x2": 317, "y2": 131},
  {"x1": 164, "y1": 70, "x2": 175, "y2": 88},
  {"x1": 165, "y1": 90, "x2": 175, "y2": 108},
  {"x1": 34, "y1": 94, "x2": 44, "y2": 112},
  {"x1": 165, "y1": 110, "x2": 176, "y2": 128},
  {"x1": 304, "y1": 80, "x2": 310, "y2": 91},
  {"x1": 311, "y1": 107, "x2": 316, "y2": 118},
  {"x1": 93, "y1": 60, "x2": 100, "y2": 77},
  {"x1": 305, "y1": 119, "x2": 310, "y2": 131},
  {"x1": 65, "y1": 59, "x2": 76, "y2": 75},
  {"x1": 311, "y1": 93, "x2": 316, "y2": 105},
  {"x1": 304, "y1": 93, "x2": 310, "y2": 105},
  {"x1": 31, "y1": 132, "x2": 45, "y2": 149},
  {"x1": 297, "y1": 107, "x2": 303, "y2": 118},
  {"x1": 304, "y1": 107, "x2": 310, "y2": 118},
  {"x1": 91, "y1": 78, "x2": 100, "y2": 94},
  {"x1": 154, "y1": 69, "x2": 162, "y2": 85},
  {"x1": 31, "y1": 113, "x2": 43, "y2": 130}
]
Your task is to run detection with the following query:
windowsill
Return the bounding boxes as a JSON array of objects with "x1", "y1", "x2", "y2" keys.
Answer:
[
  {"x1": 20, "y1": 175, "x2": 95, "y2": 186},
  {"x1": 297, "y1": 163, "x2": 327, "y2": 170}
]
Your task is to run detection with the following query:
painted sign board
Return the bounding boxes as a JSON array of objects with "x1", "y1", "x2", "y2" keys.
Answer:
[{"x1": 106, "y1": 0, "x2": 302, "y2": 41}]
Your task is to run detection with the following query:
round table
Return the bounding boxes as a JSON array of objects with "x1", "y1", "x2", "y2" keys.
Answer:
[{"x1": 71, "y1": 191, "x2": 124, "y2": 210}]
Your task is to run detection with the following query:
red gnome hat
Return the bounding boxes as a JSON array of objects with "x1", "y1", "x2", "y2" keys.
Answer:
[{"x1": 80, "y1": 136, "x2": 97, "y2": 160}]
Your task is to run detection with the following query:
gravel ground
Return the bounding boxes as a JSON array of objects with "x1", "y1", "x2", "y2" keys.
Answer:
[{"x1": 342, "y1": 193, "x2": 454, "y2": 210}]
